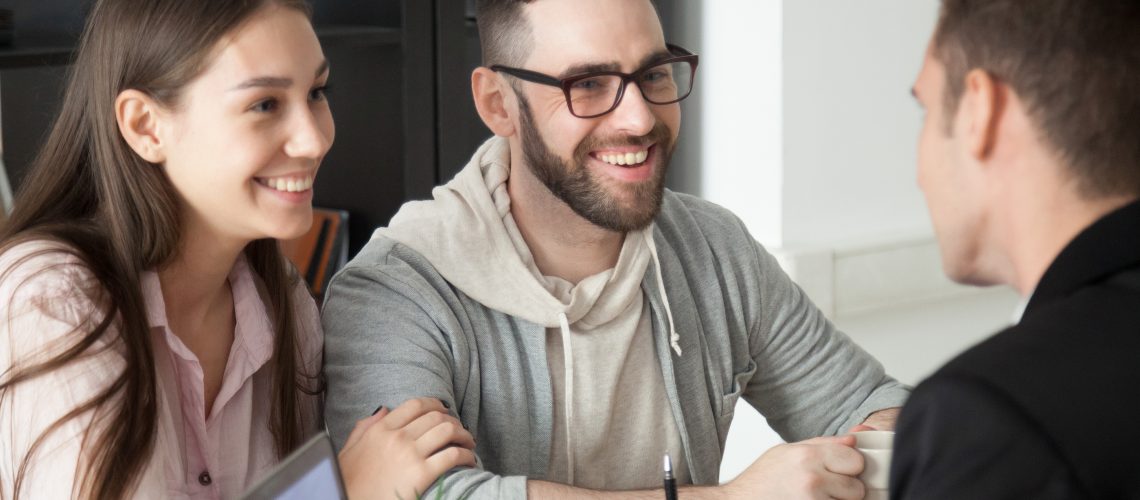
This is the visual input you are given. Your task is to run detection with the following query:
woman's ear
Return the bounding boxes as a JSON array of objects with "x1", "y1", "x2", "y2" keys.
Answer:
[
  {"x1": 115, "y1": 89, "x2": 167, "y2": 164},
  {"x1": 471, "y1": 67, "x2": 516, "y2": 137}
]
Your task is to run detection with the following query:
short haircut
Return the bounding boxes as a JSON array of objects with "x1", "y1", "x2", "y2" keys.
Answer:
[
  {"x1": 475, "y1": 0, "x2": 536, "y2": 67},
  {"x1": 932, "y1": 0, "x2": 1140, "y2": 199},
  {"x1": 475, "y1": 0, "x2": 662, "y2": 68}
]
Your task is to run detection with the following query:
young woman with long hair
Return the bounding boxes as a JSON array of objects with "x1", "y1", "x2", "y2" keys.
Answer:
[{"x1": 0, "y1": 0, "x2": 475, "y2": 498}]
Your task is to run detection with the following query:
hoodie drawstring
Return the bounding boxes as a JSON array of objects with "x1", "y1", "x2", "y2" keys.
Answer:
[
  {"x1": 645, "y1": 235, "x2": 683, "y2": 357},
  {"x1": 557, "y1": 312, "x2": 575, "y2": 485},
  {"x1": 554, "y1": 230, "x2": 677, "y2": 485}
]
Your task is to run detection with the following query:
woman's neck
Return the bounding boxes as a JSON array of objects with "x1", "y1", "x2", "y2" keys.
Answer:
[
  {"x1": 161, "y1": 236, "x2": 244, "y2": 310},
  {"x1": 157, "y1": 219, "x2": 249, "y2": 416},
  {"x1": 157, "y1": 217, "x2": 247, "y2": 340}
]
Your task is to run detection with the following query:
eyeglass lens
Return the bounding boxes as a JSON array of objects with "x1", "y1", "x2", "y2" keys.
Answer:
[{"x1": 567, "y1": 60, "x2": 694, "y2": 117}]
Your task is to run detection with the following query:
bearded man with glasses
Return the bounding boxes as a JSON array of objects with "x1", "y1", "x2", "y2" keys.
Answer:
[{"x1": 322, "y1": 1, "x2": 909, "y2": 498}]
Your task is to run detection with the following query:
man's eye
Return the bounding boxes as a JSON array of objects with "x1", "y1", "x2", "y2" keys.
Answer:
[
  {"x1": 573, "y1": 79, "x2": 598, "y2": 90},
  {"x1": 642, "y1": 70, "x2": 668, "y2": 82}
]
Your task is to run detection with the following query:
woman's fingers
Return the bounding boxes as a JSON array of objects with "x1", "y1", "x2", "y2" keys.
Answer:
[
  {"x1": 337, "y1": 399, "x2": 477, "y2": 500},
  {"x1": 343, "y1": 406, "x2": 389, "y2": 451},
  {"x1": 379, "y1": 398, "x2": 448, "y2": 430},
  {"x1": 400, "y1": 409, "x2": 453, "y2": 442},
  {"x1": 422, "y1": 446, "x2": 478, "y2": 481},
  {"x1": 414, "y1": 419, "x2": 476, "y2": 457}
]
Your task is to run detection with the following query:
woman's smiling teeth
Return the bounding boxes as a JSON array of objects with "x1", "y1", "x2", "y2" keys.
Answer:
[
  {"x1": 598, "y1": 149, "x2": 650, "y2": 166},
  {"x1": 257, "y1": 174, "x2": 314, "y2": 193}
]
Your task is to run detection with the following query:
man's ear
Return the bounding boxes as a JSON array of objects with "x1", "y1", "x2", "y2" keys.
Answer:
[
  {"x1": 472, "y1": 67, "x2": 517, "y2": 137},
  {"x1": 959, "y1": 68, "x2": 1004, "y2": 160},
  {"x1": 115, "y1": 89, "x2": 167, "y2": 164}
]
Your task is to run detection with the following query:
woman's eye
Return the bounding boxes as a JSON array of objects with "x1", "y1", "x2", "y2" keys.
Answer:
[
  {"x1": 309, "y1": 85, "x2": 330, "y2": 102},
  {"x1": 252, "y1": 99, "x2": 278, "y2": 113}
]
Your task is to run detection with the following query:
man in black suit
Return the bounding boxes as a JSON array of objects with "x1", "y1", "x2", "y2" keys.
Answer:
[{"x1": 893, "y1": 0, "x2": 1140, "y2": 498}]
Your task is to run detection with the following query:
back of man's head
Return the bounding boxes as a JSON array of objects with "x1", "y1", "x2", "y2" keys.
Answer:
[{"x1": 932, "y1": 0, "x2": 1140, "y2": 200}]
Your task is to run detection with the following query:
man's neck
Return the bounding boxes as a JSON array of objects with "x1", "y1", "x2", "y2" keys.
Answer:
[
  {"x1": 507, "y1": 164, "x2": 624, "y2": 284},
  {"x1": 1004, "y1": 185, "x2": 1135, "y2": 296}
]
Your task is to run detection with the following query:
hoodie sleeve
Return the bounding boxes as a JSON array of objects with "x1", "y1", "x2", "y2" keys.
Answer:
[
  {"x1": 741, "y1": 237, "x2": 911, "y2": 440},
  {"x1": 321, "y1": 250, "x2": 530, "y2": 500}
]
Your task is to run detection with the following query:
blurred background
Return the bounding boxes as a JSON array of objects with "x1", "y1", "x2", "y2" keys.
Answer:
[{"x1": 0, "y1": 0, "x2": 1021, "y2": 482}]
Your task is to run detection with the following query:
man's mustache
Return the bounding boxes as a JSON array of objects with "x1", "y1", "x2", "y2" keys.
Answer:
[{"x1": 576, "y1": 124, "x2": 672, "y2": 155}]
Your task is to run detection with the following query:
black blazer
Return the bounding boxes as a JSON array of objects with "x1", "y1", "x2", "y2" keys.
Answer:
[{"x1": 891, "y1": 200, "x2": 1140, "y2": 499}]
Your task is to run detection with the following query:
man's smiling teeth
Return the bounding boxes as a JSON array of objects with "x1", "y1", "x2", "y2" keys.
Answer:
[
  {"x1": 257, "y1": 175, "x2": 314, "y2": 193},
  {"x1": 598, "y1": 149, "x2": 649, "y2": 166}
]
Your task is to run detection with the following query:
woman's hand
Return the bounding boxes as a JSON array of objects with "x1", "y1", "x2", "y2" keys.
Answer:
[{"x1": 338, "y1": 397, "x2": 477, "y2": 499}]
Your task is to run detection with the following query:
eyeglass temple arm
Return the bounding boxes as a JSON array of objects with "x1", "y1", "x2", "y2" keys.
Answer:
[
  {"x1": 489, "y1": 65, "x2": 563, "y2": 87},
  {"x1": 666, "y1": 43, "x2": 694, "y2": 56}
]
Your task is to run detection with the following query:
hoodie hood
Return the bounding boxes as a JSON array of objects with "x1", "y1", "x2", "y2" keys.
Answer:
[{"x1": 373, "y1": 136, "x2": 659, "y2": 333}]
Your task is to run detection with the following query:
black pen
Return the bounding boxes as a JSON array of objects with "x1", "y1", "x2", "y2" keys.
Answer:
[{"x1": 663, "y1": 453, "x2": 677, "y2": 500}]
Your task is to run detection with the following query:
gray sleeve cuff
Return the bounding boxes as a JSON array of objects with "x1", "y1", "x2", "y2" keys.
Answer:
[
  {"x1": 424, "y1": 469, "x2": 529, "y2": 500},
  {"x1": 842, "y1": 377, "x2": 912, "y2": 432}
]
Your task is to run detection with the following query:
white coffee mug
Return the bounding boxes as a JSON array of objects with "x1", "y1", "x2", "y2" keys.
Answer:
[{"x1": 853, "y1": 430, "x2": 894, "y2": 500}]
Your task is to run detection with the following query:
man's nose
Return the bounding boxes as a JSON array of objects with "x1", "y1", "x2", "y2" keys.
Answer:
[{"x1": 605, "y1": 82, "x2": 656, "y2": 137}]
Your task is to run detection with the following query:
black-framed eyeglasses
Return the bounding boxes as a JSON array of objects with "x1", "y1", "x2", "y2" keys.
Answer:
[{"x1": 490, "y1": 43, "x2": 699, "y2": 119}]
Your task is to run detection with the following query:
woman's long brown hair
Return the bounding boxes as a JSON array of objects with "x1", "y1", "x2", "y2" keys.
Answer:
[{"x1": 0, "y1": 0, "x2": 318, "y2": 498}]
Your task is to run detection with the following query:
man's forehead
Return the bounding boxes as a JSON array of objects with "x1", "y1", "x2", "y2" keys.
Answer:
[{"x1": 522, "y1": 0, "x2": 667, "y2": 73}]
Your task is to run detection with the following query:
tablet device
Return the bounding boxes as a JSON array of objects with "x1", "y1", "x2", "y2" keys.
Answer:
[{"x1": 241, "y1": 432, "x2": 347, "y2": 500}]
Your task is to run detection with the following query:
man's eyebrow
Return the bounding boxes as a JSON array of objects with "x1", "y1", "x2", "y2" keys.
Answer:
[
  {"x1": 910, "y1": 86, "x2": 919, "y2": 100},
  {"x1": 230, "y1": 59, "x2": 330, "y2": 91},
  {"x1": 637, "y1": 49, "x2": 676, "y2": 69},
  {"x1": 558, "y1": 49, "x2": 676, "y2": 79},
  {"x1": 559, "y1": 62, "x2": 621, "y2": 79}
]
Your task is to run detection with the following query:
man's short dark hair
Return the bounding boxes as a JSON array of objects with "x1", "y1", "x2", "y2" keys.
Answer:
[
  {"x1": 475, "y1": 0, "x2": 661, "y2": 68},
  {"x1": 932, "y1": 0, "x2": 1140, "y2": 199},
  {"x1": 475, "y1": 0, "x2": 536, "y2": 67}
]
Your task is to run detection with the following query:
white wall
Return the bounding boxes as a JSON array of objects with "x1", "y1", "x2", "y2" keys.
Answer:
[
  {"x1": 699, "y1": 1, "x2": 957, "y2": 320},
  {"x1": 781, "y1": 1, "x2": 938, "y2": 248},
  {"x1": 694, "y1": 0, "x2": 1027, "y2": 484},
  {"x1": 700, "y1": 0, "x2": 939, "y2": 250},
  {"x1": 700, "y1": 1, "x2": 785, "y2": 246}
]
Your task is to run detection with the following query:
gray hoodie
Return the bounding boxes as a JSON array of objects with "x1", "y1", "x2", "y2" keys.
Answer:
[
  {"x1": 322, "y1": 137, "x2": 910, "y2": 498},
  {"x1": 372, "y1": 137, "x2": 688, "y2": 489}
]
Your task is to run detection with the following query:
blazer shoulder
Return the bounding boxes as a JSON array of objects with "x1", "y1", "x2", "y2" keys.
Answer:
[{"x1": 893, "y1": 373, "x2": 1084, "y2": 499}]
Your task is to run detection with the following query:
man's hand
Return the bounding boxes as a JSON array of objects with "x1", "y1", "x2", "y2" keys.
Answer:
[
  {"x1": 849, "y1": 407, "x2": 902, "y2": 433},
  {"x1": 720, "y1": 435, "x2": 865, "y2": 499}
]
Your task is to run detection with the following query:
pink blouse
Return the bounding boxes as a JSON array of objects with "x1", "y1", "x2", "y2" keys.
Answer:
[{"x1": 0, "y1": 241, "x2": 323, "y2": 499}]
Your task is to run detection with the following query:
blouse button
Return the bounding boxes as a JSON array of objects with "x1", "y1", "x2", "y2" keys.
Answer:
[{"x1": 198, "y1": 471, "x2": 212, "y2": 486}]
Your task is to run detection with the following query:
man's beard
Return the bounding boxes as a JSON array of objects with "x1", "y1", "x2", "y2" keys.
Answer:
[{"x1": 517, "y1": 94, "x2": 673, "y2": 233}]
